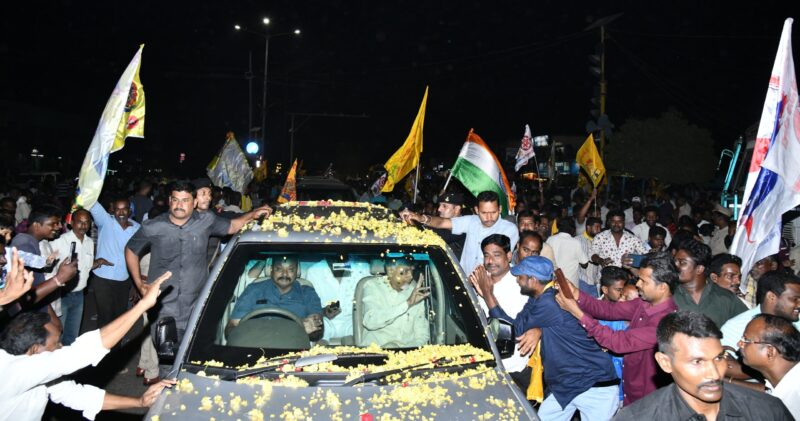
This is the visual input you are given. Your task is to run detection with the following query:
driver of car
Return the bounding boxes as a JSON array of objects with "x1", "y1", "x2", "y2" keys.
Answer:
[
  {"x1": 227, "y1": 256, "x2": 324, "y2": 340},
  {"x1": 360, "y1": 256, "x2": 431, "y2": 347}
]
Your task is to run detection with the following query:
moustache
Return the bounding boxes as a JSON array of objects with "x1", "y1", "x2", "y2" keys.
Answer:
[
  {"x1": 277, "y1": 277, "x2": 292, "y2": 283},
  {"x1": 698, "y1": 380, "x2": 722, "y2": 391}
]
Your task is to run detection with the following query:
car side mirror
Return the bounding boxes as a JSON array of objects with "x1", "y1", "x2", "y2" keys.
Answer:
[
  {"x1": 488, "y1": 318, "x2": 515, "y2": 359},
  {"x1": 154, "y1": 316, "x2": 178, "y2": 363}
]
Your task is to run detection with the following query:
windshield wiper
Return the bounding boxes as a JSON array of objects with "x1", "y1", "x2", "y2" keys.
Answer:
[
  {"x1": 343, "y1": 354, "x2": 491, "y2": 386},
  {"x1": 233, "y1": 352, "x2": 389, "y2": 379}
]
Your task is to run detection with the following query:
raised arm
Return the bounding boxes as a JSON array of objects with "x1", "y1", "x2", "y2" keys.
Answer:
[
  {"x1": 398, "y1": 209, "x2": 453, "y2": 230},
  {"x1": 228, "y1": 204, "x2": 273, "y2": 234}
]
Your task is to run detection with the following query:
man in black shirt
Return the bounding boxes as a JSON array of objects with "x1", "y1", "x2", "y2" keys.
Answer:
[
  {"x1": 431, "y1": 192, "x2": 465, "y2": 259},
  {"x1": 125, "y1": 180, "x2": 271, "y2": 342},
  {"x1": 614, "y1": 311, "x2": 792, "y2": 420}
]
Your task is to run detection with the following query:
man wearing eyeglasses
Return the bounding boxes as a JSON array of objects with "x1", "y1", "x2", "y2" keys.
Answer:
[{"x1": 738, "y1": 314, "x2": 800, "y2": 419}]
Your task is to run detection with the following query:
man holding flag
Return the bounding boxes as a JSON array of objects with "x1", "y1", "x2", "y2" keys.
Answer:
[
  {"x1": 400, "y1": 190, "x2": 518, "y2": 274},
  {"x1": 731, "y1": 18, "x2": 800, "y2": 300}
]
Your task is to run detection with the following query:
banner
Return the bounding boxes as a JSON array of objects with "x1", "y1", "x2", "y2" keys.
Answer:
[
  {"x1": 576, "y1": 134, "x2": 606, "y2": 187},
  {"x1": 514, "y1": 124, "x2": 536, "y2": 171},
  {"x1": 75, "y1": 45, "x2": 146, "y2": 209},
  {"x1": 370, "y1": 173, "x2": 387, "y2": 196},
  {"x1": 278, "y1": 159, "x2": 298, "y2": 203},
  {"x1": 207, "y1": 132, "x2": 254, "y2": 193},
  {"x1": 450, "y1": 129, "x2": 515, "y2": 215},
  {"x1": 731, "y1": 18, "x2": 800, "y2": 284},
  {"x1": 382, "y1": 87, "x2": 428, "y2": 192}
]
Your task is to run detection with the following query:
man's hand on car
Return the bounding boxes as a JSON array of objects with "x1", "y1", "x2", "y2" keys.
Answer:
[
  {"x1": 517, "y1": 327, "x2": 542, "y2": 357},
  {"x1": 139, "y1": 379, "x2": 177, "y2": 407}
]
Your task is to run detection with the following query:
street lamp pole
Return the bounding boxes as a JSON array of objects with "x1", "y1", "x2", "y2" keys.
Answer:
[
  {"x1": 261, "y1": 35, "x2": 270, "y2": 158},
  {"x1": 235, "y1": 19, "x2": 301, "y2": 162}
]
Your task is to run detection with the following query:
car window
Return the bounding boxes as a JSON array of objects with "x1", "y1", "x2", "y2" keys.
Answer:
[
  {"x1": 296, "y1": 186, "x2": 356, "y2": 201},
  {"x1": 187, "y1": 243, "x2": 490, "y2": 368}
]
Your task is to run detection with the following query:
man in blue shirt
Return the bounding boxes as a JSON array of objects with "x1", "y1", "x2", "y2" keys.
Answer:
[
  {"x1": 227, "y1": 256, "x2": 323, "y2": 340},
  {"x1": 89, "y1": 198, "x2": 140, "y2": 329},
  {"x1": 512, "y1": 256, "x2": 619, "y2": 421}
]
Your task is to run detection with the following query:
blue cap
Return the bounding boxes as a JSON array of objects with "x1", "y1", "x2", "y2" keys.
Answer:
[{"x1": 510, "y1": 256, "x2": 554, "y2": 280}]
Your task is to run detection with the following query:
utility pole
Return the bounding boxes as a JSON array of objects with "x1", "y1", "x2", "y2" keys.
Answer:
[{"x1": 585, "y1": 13, "x2": 622, "y2": 159}]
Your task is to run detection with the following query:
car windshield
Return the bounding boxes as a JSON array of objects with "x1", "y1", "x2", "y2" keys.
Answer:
[{"x1": 186, "y1": 242, "x2": 491, "y2": 368}]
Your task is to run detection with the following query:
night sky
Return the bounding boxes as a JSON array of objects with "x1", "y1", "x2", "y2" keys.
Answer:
[{"x1": 2, "y1": 1, "x2": 797, "y2": 178}]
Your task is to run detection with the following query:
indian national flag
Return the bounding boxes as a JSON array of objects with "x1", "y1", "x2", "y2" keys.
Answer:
[{"x1": 451, "y1": 129, "x2": 515, "y2": 215}]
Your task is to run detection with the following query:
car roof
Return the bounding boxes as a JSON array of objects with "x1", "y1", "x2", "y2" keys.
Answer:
[{"x1": 237, "y1": 201, "x2": 446, "y2": 247}]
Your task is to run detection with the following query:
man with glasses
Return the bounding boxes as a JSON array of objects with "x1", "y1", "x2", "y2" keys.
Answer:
[
  {"x1": 672, "y1": 240, "x2": 747, "y2": 328},
  {"x1": 555, "y1": 250, "x2": 679, "y2": 405},
  {"x1": 614, "y1": 311, "x2": 792, "y2": 420},
  {"x1": 738, "y1": 314, "x2": 800, "y2": 419}
]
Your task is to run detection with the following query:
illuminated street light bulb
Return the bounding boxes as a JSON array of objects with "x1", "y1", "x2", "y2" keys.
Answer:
[
  {"x1": 294, "y1": 29, "x2": 301, "y2": 35},
  {"x1": 262, "y1": 17, "x2": 270, "y2": 25},
  {"x1": 234, "y1": 24, "x2": 241, "y2": 30}
]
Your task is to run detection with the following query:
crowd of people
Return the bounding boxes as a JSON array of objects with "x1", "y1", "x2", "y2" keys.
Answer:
[{"x1": 1, "y1": 170, "x2": 799, "y2": 420}]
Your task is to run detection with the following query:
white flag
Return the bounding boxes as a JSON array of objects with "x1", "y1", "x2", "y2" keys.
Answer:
[
  {"x1": 730, "y1": 18, "x2": 800, "y2": 288},
  {"x1": 514, "y1": 124, "x2": 535, "y2": 172}
]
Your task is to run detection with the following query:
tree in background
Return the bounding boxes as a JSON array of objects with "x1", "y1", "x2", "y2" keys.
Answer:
[{"x1": 606, "y1": 109, "x2": 716, "y2": 184}]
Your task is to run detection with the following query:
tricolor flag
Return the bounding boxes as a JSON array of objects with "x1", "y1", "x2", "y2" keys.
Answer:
[
  {"x1": 514, "y1": 124, "x2": 536, "y2": 171},
  {"x1": 75, "y1": 45, "x2": 146, "y2": 209},
  {"x1": 382, "y1": 87, "x2": 428, "y2": 192},
  {"x1": 450, "y1": 129, "x2": 515, "y2": 215},
  {"x1": 278, "y1": 159, "x2": 298, "y2": 203},
  {"x1": 731, "y1": 18, "x2": 800, "y2": 285}
]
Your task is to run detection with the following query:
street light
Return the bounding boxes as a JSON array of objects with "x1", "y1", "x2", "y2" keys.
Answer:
[{"x1": 234, "y1": 18, "x2": 301, "y2": 159}]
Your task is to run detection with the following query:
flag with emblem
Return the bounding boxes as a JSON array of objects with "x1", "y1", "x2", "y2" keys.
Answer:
[
  {"x1": 278, "y1": 159, "x2": 298, "y2": 203},
  {"x1": 731, "y1": 18, "x2": 800, "y2": 282},
  {"x1": 382, "y1": 87, "x2": 428, "y2": 192},
  {"x1": 514, "y1": 124, "x2": 536, "y2": 171},
  {"x1": 576, "y1": 134, "x2": 606, "y2": 187},
  {"x1": 207, "y1": 132, "x2": 254, "y2": 193},
  {"x1": 75, "y1": 45, "x2": 146, "y2": 209}
]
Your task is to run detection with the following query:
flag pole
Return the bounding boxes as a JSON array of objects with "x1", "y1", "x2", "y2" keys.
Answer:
[
  {"x1": 441, "y1": 169, "x2": 453, "y2": 196},
  {"x1": 413, "y1": 164, "x2": 421, "y2": 204}
]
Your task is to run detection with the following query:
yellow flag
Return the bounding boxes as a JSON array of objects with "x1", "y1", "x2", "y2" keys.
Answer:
[
  {"x1": 382, "y1": 87, "x2": 428, "y2": 192},
  {"x1": 576, "y1": 134, "x2": 606, "y2": 187},
  {"x1": 111, "y1": 46, "x2": 145, "y2": 152}
]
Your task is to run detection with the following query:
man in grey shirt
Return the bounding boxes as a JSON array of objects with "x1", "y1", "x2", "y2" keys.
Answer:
[{"x1": 125, "y1": 180, "x2": 271, "y2": 341}]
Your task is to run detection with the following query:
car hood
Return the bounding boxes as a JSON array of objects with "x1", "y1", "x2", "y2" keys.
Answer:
[{"x1": 147, "y1": 369, "x2": 535, "y2": 420}]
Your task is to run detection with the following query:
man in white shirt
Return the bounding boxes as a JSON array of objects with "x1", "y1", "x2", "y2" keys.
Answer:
[
  {"x1": 632, "y1": 206, "x2": 672, "y2": 247},
  {"x1": 0, "y1": 271, "x2": 174, "y2": 421},
  {"x1": 720, "y1": 271, "x2": 800, "y2": 350},
  {"x1": 546, "y1": 219, "x2": 589, "y2": 291},
  {"x1": 400, "y1": 191, "x2": 519, "y2": 274},
  {"x1": 305, "y1": 257, "x2": 371, "y2": 342},
  {"x1": 468, "y1": 234, "x2": 528, "y2": 380},
  {"x1": 709, "y1": 203, "x2": 733, "y2": 256},
  {"x1": 591, "y1": 210, "x2": 648, "y2": 268},
  {"x1": 738, "y1": 314, "x2": 800, "y2": 420},
  {"x1": 360, "y1": 257, "x2": 430, "y2": 347},
  {"x1": 48, "y1": 209, "x2": 99, "y2": 345}
]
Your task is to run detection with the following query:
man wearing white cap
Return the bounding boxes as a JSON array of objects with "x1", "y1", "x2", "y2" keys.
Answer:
[{"x1": 710, "y1": 203, "x2": 733, "y2": 256}]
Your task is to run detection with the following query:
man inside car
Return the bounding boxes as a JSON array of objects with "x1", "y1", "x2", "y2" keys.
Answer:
[
  {"x1": 360, "y1": 256, "x2": 431, "y2": 347},
  {"x1": 227, "y1": 256, "x2": 324, "y2": 341}
]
